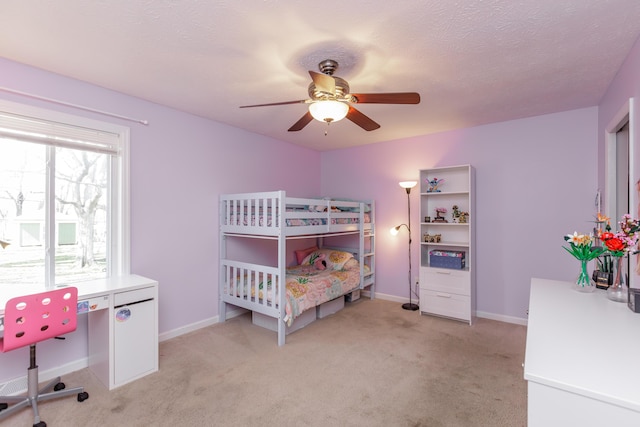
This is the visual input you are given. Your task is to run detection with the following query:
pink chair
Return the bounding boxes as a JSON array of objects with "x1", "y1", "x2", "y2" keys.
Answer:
[{"x1": 0, "y1": 287, "x2": 89, "y2": 427}]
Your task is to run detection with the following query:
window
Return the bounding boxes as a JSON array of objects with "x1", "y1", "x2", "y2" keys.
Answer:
[{"x1": 0, "y1": 100, "x2": 129, "y2": 289}]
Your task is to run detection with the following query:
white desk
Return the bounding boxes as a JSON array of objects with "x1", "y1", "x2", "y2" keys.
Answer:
[
  {"x1": 524, "y1": 278, "x2": 640, "y2": 426},
  {"x1": 1, "y1": 274, "x2": 158, "y2": 390}
]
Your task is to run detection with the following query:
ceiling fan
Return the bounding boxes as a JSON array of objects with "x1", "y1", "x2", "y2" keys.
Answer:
[{"x1": 239, "y1": 59, "x2": 420, "y2": 132}]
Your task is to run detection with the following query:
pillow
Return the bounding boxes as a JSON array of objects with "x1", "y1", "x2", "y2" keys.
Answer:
[
  {"x1": 301, "y1": 249, "x2": 355, "y2": 271},
  {"x1": 295, "y1": 246, "x2": 318, "y2": 265}
]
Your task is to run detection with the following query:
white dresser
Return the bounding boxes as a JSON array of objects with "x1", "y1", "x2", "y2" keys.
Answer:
[{"x1": 524, "y1": 278, "x2": 640, "y2": 426}]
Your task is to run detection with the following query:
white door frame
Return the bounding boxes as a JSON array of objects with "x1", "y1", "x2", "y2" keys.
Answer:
[{"x1": 605, "y1": 97, "x2": 636, "y2": 286}]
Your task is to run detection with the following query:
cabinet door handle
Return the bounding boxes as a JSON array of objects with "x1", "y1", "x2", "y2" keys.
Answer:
[
  {"x1": 436, "y1": 292, "x2": 451, "y2": 298},
  {"x1": 436, "y1": 271, "x2": 451, "y2": 275}
]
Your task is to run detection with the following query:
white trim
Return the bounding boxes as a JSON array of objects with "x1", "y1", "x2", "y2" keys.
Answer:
[
  {"x1": 604, "y1": 98, "x2": 633, "y2": 219},
  {"x1": 369, "y1": 291, "x2": 406, "y2": 303},
  {"x1": 604, "y1": 97, "x2": 638, "y2": 287},
  {"x1": 0, "y1": 86, "x2": 148, "y2": 126},
  {"x1": 372, "y1": 292, "x2": 528, "y2": 325},
  {"x1": 0, "y1": 98, "x2": 131, "y2": 283},
  {"x1": 476, "y1": 310, "x2": 528, "y2": 326},
  {"x1": 158, "y1": 307, "x2": 247, "y2": 342}
]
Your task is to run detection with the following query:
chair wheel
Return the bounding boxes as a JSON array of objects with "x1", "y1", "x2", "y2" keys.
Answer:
[
  {"x1": 53, "y1": 382, "x2": 65, "y2": 391},
  {"x1": 78, "y1": 391, "x2": 89, "y2": 402},
  {"x1": 0, "y1": 402, "x2": 8, "y2": 411},
  {"x1": 34, "y1": 421, "x2": 46, "y2": 427}
]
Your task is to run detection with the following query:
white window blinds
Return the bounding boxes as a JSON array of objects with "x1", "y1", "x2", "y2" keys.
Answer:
[{"x1": 0, "y1": 110, "x2": 120, "y2": 155}]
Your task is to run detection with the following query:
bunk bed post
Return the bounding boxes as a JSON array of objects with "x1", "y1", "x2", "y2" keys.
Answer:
[
  {"x1": 359, "y1": 202, "x2": 365, "y2": 296},
  {"x1": 277, "y1": 191, "x2": 287, "y2": 346},
  {"x1": 219, "y1": 203, "x2": 228, "y2": 322},
  {"x1": 369, "y1": 200, "x2": 376, "y2": 299}
]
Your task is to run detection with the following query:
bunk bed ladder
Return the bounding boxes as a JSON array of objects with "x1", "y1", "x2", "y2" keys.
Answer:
[{"x1": 360, "y1": 200, "x2": 375, "y2": 299}]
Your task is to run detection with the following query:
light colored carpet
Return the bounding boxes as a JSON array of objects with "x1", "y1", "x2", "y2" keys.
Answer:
[{"x1": 5, "y1": 298, "x2": 527, "y2": 426}]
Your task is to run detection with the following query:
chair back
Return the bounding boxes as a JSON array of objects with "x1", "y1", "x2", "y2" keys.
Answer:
[{"x1": 0, "y1": 287, "x2": 78, "y2": 352}]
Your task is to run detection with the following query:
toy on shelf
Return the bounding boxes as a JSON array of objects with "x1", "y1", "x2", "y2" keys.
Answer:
[
  {"x1": 423, "y1": 233, "x2": 442, "y2": 243},
  {"x1": 433, "y1": 207, "x2": 448, "y2": 223},
  {"x1": 451, "y1": 205, "x2": 469, "y2": 223},
  {"x1": 426, "y1": 177, "x2": 445, "y2": 192}
]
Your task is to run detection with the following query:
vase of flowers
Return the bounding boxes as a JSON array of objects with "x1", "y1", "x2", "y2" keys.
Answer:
[
  {"x1": 600, "y1": 214, "x2": 640, "y2": 302},
  {"x1": 563, "y1": 232, "x2": 604, "y2": 292}
]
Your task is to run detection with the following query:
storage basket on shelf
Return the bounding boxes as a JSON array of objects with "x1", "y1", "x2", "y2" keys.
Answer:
[{"x1": 429, "y1": 250, "x2": 466, "y2": 269}]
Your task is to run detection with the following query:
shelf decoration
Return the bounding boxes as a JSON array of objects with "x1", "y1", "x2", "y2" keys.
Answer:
[
  {"x1": 562, "y1": 231, "x2": 604, "y2": 293},
  {"x1": 433, "y1": 207, "x2": 448, "y2": 223},
  {"x1": 451, "y1": 205, "x2": 469, "y2": 223},
  {"x1": 591, "y1": 213, "x2": 612, "y2": 289},
  {"x1": 426, "y1": 177, "x2": 444, "y2": 192},
  {"x1": 600, "y1": 214, "x2": 640, "y2": 302},
  {"x1": 423, "y1": 233, "x2": 441, "y2": 243}
]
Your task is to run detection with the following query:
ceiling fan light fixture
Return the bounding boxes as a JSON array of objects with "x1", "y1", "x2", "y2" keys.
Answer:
[{"x1": 309, "y1": 100, "x2": 349, "y2": 123}]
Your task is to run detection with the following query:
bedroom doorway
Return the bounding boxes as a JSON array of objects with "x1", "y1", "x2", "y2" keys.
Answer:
[{"x1": 604, "y1": 97, "x2": 636, "y2": 286}]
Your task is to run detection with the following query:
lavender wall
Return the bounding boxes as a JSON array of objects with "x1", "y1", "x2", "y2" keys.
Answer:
[
  {"x1": 0, "y1": 58, "x2": 321, "y2": 382},
  {"x1": 321, "y1": 107, "x2": 598, "y2": 321}
]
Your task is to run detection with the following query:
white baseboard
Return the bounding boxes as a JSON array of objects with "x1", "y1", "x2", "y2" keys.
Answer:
[
  {"x1": 158, "y1": 307, "x2": 247, "y2": 342},
  {"x1": 373, "y1": 293, "x2": 528, "y2": 326},
  {"x1": 367, "y1": 291, "x2": 407, "y2": 303},
  {"x1": 476, "y1": 310, "x2": 528, "y2": 326}
]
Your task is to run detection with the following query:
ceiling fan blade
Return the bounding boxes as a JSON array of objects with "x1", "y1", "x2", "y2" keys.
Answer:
[
  {"x1": 346, "y1": 106, "x2": 380, "y2": 131},
  {"x1": 240, "y1": 100, "x2": 307, "y2": 108},
  {"x1": 288, "y1": 112, "x2": 314, "y2": 132},
  {"x1": 309, "y1": 71, "x2": 335, "y2": 95},
  {"x1": 350, "y1": 92, "x2": 420, "y2": 104}
]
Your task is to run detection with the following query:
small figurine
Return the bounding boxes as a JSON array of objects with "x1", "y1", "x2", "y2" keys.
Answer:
[
  {"x1": 433, "y1": 207, "x2": 448, "y2": 222},
  {"x1": 427, "y1": 177, "x2": 445, "y2": 192},
  {"x1": 451, "y1": 205, "x2": 461, "y2": 223},
  {"x1": 423, "y1": 234, "x2": 442, "y2": 243}
]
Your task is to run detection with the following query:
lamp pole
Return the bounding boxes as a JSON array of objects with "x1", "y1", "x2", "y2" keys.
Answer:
[{"x1": 402, "y1": 185, "x2": 419, "y2": 311}]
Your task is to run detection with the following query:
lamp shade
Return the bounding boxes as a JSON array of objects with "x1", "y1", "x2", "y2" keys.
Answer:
[
  {"x1": 399, "y1": 181, "x2": 417, "y2": 189},
  {"x1": 309, "y1": 100, "x2": 349, "y2": 123}
]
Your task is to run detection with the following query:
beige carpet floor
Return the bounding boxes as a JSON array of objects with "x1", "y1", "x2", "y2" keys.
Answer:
[{"x1": 5, "y1": 298, "x2": 527, "y2": 427}]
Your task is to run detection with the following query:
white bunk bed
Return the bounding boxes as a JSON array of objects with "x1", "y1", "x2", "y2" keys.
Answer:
[{"x1": 219, "y1": 190, "x2": 375, "y2": 346}]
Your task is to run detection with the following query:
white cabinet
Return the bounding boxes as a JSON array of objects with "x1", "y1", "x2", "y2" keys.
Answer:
[
  {"x1": 525, "y1": 278, "x2": 640, "y2": 426},
  {"x1": 419, "y1": 165, "x2": 475, "y2": 323},
  {"x1": 113, "y1": 286, "x2": 158, "y2": 386},
  {"x1": 87, "y1": 277, "x2": 158, "y2": 390}
]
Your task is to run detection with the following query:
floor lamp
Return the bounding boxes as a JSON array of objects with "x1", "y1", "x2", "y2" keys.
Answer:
[{"x1": 390, "y1": 180, "x2": 419, "y2": 311}]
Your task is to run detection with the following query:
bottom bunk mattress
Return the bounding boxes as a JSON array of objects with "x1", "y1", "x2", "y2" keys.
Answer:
[{"x1": 226, "y1": 249, "x2": 363, "y2": 325}]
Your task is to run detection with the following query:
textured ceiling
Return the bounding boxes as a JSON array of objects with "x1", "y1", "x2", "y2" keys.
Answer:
[{"x1": 1, "y1": 0, "x2": 640, "y2": 151}]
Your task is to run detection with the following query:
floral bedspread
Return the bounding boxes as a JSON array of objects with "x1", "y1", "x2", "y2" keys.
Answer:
[
  {"x1": 283, "y1": 259, "x2": 361, "y2": 324},
  {"x1": 227, "y1": 258, "x2": 364, "y2": 326}
]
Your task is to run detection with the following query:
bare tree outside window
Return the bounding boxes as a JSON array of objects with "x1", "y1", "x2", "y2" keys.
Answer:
[
  {"x1": 0, "y1": 140, "x2": 108, "y2": 287},
  {"x1": 55, "y1": 148, "x2": 107, "y2": 270}
]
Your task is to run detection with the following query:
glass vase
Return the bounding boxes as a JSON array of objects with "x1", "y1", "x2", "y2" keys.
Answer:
[
  {"x1": 607, "y1": 256, "x2": 628, "y2": 302},
  {"x1": 574, "y1": 259, "x2": 596, "y2": 293}
]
